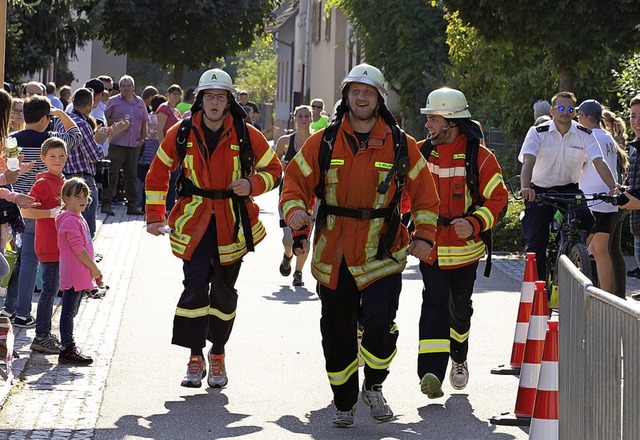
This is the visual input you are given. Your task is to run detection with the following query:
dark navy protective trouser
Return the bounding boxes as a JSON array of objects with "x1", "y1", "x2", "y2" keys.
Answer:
[
  {"x1": 172, "y1": 215, "x2": 242, "y2": 354},
  {"x1": 318, "y1": 259, "x2": 401, "y2": 411}
]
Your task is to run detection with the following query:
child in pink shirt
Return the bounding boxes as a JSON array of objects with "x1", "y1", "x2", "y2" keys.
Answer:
[{"x1": 56, "y1": 177, "x2": 101, "y2": 365}]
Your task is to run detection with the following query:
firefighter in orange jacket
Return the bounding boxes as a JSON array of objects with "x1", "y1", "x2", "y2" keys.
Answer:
[
  {"x1": 145, "y1": 68, "x2": 281, "y2": 389},
  {"x1": 417, "y1": 87, "x2": 508, "y2": 399},
  {"x1": 280, "y1": 64, "x2": 439, "y2": 427}
]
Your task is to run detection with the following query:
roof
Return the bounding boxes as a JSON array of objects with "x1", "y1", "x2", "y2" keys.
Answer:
[{"x1": 267, "y1": 1, "x2": 299, "y2": 33}]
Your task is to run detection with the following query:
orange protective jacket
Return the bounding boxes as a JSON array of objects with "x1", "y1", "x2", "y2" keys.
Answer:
[
  {"x1": 145, "y1": 111, "x2": 282, "y2": 263},
  {"x1": 419, "y1": 135, "x2": 508, "y2": 269},
  {"x1": 280, "y1": 116, "x2": 440, "y2": 290}
]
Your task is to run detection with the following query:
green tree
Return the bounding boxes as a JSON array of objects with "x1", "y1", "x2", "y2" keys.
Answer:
[
  {"x1": 442, "y1": 0, "x2": 640, "y2": 92},
  {"x1": 93, "y1": 0, "x2": 280, "y2": 85},
  {"x1": 5, "y1": 0, "x2": 94, "y2": 83},
  {"x1": 327, "y1": 0, "x2": 449, "y2": 137},
  {"x1": 231, "y1": 38, "x2": 277, "y2": 105}
]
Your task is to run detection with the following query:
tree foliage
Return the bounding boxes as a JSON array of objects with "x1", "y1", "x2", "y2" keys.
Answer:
[
  {"x1": 5, "y1": 0, "x2": 94, "y2": 83},
  {"x1": 327, "y1": 0, "x2": 449, "y2": 137},
  {"x1": 231, "y1": 38, "x2": 277, "y2": 105},
  {"x1": 93, "y1": 0, "x2": 280, "y2": 84},
  {"x1": 442, "y1": 0, "x2": 640, "y2": 92}
]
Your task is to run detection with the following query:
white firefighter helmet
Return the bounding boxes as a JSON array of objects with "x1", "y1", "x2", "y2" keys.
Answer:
[
  {"x1": 340, "y1": 63, "x2": 387, "y2": 96},
  {"x1": 420, "y1": 87, "x2": 471, "y2": 118},
  {"x1": 196, "y1": 68, "x2": 237, "y2": 94}
]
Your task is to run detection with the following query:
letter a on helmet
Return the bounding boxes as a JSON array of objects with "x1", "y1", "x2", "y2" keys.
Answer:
[
  {"x1": 197, "y1": 68, "x2": 236, "y2": 94},
  {"x1": 341, "y1": 63, "x2": 387, "y2": 96}
]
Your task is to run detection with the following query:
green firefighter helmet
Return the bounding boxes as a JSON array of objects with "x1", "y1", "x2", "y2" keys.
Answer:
[
  {"x1": 196, "y1": 68, "x2": 236, "y2": 94},
  {"x1": 420, "y1": 87, "x2": 471, "y2": 118},
  {"x1": 340, "y1": 63, "x2": 387, "y2": 96}
]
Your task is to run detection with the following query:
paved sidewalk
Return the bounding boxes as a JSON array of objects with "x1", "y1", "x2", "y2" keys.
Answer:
[{"x1": 0, "y1": 204, "x2": 145, "y2": 422}]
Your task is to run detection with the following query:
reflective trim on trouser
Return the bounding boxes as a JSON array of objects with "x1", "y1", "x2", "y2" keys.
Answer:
[
  {"x1": 418, "y1": 260, "x2": 478, "y2": 381},
  {"x1": 172, "y1": 215, "x2": 242, "y2": 353},
  {"x1": 318, "y1": 259, "x2": 401, "y2": 411}
]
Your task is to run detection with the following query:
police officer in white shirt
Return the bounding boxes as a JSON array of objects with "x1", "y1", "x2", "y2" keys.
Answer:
[{"x1": 519, "y1": 91, "x2": 617, "y2": 280}]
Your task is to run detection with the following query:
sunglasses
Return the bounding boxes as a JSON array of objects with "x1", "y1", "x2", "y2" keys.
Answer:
[
  {"x1": 311, "y1": 105, "x2": 323, "y2": 109},
  {"x1": 554, "y1": 105, "x2": 575, "y2": 114}
]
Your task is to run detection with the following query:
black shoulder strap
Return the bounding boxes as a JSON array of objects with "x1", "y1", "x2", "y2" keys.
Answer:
[
  {"x1": 314, "y1": 121, "x2": 341, "y2": 201},
  {"x1": 233, "y1": 116, "x2": 254, "y2": 176},
  {"x1": 176, "y1": 116, "x2": 193, "y2": 165},
  {"x1": 465, "y1": 139, "x2": 482, "y2": 209}
]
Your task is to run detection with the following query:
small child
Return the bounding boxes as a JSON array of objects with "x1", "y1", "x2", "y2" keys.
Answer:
[
  {"x1": 21, "y1": 137, "x2": 67, "y2": 354},
  {"x1": 56, "y1": 177, "x2": 100, "y2": 365}
]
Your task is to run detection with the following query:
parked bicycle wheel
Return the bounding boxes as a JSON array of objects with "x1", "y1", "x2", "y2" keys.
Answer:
[{"x1": 567, "y1": 242, "x2": 593, "y2": 281}]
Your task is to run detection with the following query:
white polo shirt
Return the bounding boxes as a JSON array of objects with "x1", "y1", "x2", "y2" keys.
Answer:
[{"x1": 518, "y1": 119, "x2": 603, "y2": 188}]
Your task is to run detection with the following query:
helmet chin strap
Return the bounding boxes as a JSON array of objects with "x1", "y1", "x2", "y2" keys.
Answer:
[{"x1": 427, "y1": 119, "x2": 453, "y2": 143}]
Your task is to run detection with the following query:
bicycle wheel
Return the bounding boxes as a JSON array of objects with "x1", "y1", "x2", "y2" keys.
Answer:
[{"x1": 567, "y1": 242, "x2": 593, "y2": 281}]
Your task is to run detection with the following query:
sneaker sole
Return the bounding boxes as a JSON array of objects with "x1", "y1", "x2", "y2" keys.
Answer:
[
  {"x1": 360, "y1": 392, "x2": 394, "y2": 424},
  {"x1": 58, "y1": 358, "x2": 93, "y2": 366},
  {"x1": 208, "y1": 378, "x2": 228, "y2": 388},
  {"x1": 332, "y1": 421, "x2": 354, "y2": 428},
  {"x1": 421, "y1": 373, "x2": 444, "y2": 398},
  {"x1": 449, "y1": 380, "x2": 468, "y2": 391},
  {"x1": 31, "y1": 345, "x2": 60, "y2": 354},
  {"x1": 13, "y1": 323, "x2": 36, "y2": 329},
  {"x1": 181, "y1": 380, "x2": 203, "y2": 388}
]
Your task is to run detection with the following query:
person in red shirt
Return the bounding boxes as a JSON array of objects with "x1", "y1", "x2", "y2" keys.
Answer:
[{"x1": 21, "y1": 137, "x2": 68, "y2": 355}]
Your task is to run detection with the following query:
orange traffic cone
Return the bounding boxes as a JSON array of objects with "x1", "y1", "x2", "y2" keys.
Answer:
[
  {"x1": 490, "y1": 281, "x2": 549, "y2": 426},
  {"x1": 492, "y1": 252, "x2": 538, "y2": 375},
  {"x1": 529, "y1": 320, "x2": 559, "y2": 440}
]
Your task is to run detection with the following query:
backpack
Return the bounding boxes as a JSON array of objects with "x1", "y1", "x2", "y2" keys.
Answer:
[
  {"x1": 420, "y1": 139, "x2": 505, "y2": 277},
  {"x1": 173, "y1": 115, "x2": 257, "y2": 251},
  {"x1": 313, "y1": 120, "x2": 410, "y2": 262},
  {"x1": 0, "y1": 185, "x2": 20, "y2": 225}
]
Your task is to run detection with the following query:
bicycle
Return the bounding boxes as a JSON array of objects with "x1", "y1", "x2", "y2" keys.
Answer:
[{"x1": 506, "y1": 176, "x2": 618, "y2": 306}]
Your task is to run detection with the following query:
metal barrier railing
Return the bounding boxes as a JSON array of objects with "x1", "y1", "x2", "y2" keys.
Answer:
[{"x1": 558, "y1": 255, "x2": 640, "y2": 440}]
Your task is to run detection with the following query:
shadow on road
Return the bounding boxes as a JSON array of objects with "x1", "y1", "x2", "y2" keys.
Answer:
[{"x1": 263, "y1": 285, "x2": 319, "y2": 305}]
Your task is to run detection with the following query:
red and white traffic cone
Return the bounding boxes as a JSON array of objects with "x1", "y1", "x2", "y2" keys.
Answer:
[
  {"x1": 492, "y1": 252, "x2": 538, "y2": 375},
  {"x1": 529, "y1": 320, "x2": 559, "y2": 440},
  {"x1": 490, "y1": 280, "x2": 549, "y2": 426}
]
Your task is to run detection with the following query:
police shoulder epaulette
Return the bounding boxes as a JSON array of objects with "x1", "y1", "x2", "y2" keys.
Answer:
[
  {"x1": 577, "y1": 124, "x2": 592, "y2": 135},
  {"x1": 535, "y1": 125, "x2": 550, "y2": 133}
]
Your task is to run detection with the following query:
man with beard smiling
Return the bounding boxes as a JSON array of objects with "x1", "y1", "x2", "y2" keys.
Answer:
[
  {"x1": 280, "y1": 63, "x2": 439, "y2": 427},
  {"x1": 144, "y1": 68, "x2": 282, "y2": 390}
]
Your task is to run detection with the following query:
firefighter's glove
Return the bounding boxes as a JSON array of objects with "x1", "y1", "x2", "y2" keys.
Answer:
[{"x1": 292, "y1": 235, "x2": 308, "y2": 256}]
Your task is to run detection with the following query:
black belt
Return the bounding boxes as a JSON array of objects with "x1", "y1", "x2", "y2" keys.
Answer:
[
  {"x1": 178, "y1": 178, "x2": 254, "y2": 251},
  {"x1": 323, "y1": 204, "x2": 390, "y2": 220}
]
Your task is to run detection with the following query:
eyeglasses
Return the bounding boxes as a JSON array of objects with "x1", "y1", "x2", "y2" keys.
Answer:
[
  {"x1": 104, "y1": 88, "x2": 113, "y2": 92},
  {"x1": 203, "y1": 93, "x2": 228, "y2": 102},
  {"x1": 12, "y1": 108, "x2": 23, "y2": 114},
  {"x1": 311, "y1": 105, "x2": 323, "y2": 109},
  {"x1": 554, "y1": 105, "x2": 576, "y2": 114}
]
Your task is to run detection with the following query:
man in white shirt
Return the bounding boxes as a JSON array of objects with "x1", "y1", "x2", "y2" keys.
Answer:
[{"x1": 519, "y1": 91, "x2": 616, "y2": 280}]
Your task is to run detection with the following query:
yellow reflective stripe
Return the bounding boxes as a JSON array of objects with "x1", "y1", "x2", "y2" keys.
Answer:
[
  {"x1": 325, "y1": 168, "x2": 339, "y2": 206},
  {"x1": 474, "y1": 206, "x2": 495, "y2": 229},
  {"x1": 330, "y1": 159, "x2": 344, "y2": 166},
  {"x1": 390, "y1": 323, "x2": 398, "y2": 334},
  {"x1": 282, "y1": 200, "x2": 307, "y2": 219},
  {"x1": 438, "y1": 241, "x2": 485, "y2": 266},
  {"x1": 408, "y1": 155, "x2": 427, "y2": 180},
  {"x1": 375, "y1": 161, "x2": 393, "y2": 169},
  {"x1": 413, "y1": 210, "x2": 438, "y2": 227},
  {"x1": 419, "y1": 339, "x2": 450, "y2": 354},
  {"x1": 175, "y1": 306, "x2": 209, "y2": 318},
  {"x1": 256, "y1": 171, "x2": 276, "y2": 192},
  {"x1": 453, "y1": 153, "x2": 466, "y2": 160},
  {"x1": 218, "y1": 221, "x2": 266, "y2": 264},
  {"x1": 185, "y1": 155, "x2": 201, "y2": 186},
  {"x1": 311, "y1": 235, "x2": 331, "y2": 284},
  {"x1": 175, "y1": 195, "x2": 204, "y2": 232},
  {"x1": 293, "y1": 153, "x2": 313, "y2": 177},
  {"x1": 450, "y1": 327, "x2": 469, "y2": 343},
  {"x1": 350, "y1": 249, "x2": 406, "y2": 289},
  {"x1": 146, "y1": 191, "x2": 167, "y2": 205},
  {"x1": 327, "y1": 358, "x2": 359, "y2": 386},
  {"x1": 209, "y1": 308, "x2": 236, "y2": 321},
  {"x1": 483, "y1": 173, "x2": 504, "y2": 200},
  {"x1": 157, "y1": 146, "x2": 174, "y2": 167},
  {"x1": 230, "y1": 144, "x2": 240, "y2": 151},
  {"x1": 255, "y1": 146, "x2": 278, "y2": 169},
  {"x1": 170, "y1": 240, "x2": 187, "y2": 254},
  {"x1": 360, "y1": 346, "x2": 397, "y2": 370}
]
